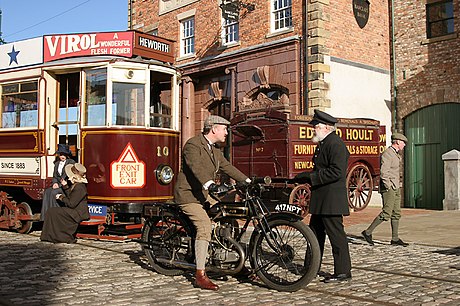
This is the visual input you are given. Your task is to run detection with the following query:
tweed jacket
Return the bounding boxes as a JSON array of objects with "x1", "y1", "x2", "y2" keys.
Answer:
[
  {"x1": 309, "y1": 132, "x2": 350, "y2": 215},
  {"x1": 52, "y1": 158, "x2": 75, "y2": 187},
  {"x1": 379, "y1": 146, "x2": 401, "y2": 191},
  {"x1": 59, "y1": 183, "x2": 90, "y2": 222},
  {"x1": 174, "y1": 134, "x2": 248, "y2": 205}
]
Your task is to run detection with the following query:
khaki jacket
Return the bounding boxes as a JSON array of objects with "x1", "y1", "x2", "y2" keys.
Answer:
[
  {"x1": 174, "y1": 134, "x2": 248, "y2": 204},
  {"x1": 380, "y1": 146, "x2": 401, "y2": 192}
]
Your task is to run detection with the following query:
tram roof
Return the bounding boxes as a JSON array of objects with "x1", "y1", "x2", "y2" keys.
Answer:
[{"x1": 41, "y1": 55, "x2": 176, "y2": 70}]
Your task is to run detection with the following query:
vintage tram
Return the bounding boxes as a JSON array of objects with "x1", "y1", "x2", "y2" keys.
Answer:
[
  {"x1": 0, "y1": 31, "x2": 180, "y2": 239},
  {"x1": 231, "y1": 109, "x2": 385, "y2": 216}
]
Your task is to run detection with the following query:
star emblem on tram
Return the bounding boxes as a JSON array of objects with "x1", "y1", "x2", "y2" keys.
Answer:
[{"x1": 7, "y1": 45, "x2": 20, "y2": 65}]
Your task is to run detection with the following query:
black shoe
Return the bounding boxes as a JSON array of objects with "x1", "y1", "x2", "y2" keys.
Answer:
[
  {"x1": 390, "y1": 239, "x2": 409, "y2": 247},
  {"x1": 323, "y1": 273, "x2": 352, "y2": 283},
  {"x1": 317, "y1": 271, "x2": 332, "y2": 278},
  {"x1": 361, "y1": 230, "x2": 374, "y2": 246}
]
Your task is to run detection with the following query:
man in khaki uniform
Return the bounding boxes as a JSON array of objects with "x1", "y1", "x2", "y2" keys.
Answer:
[
  {"x1": 174, "y1": 115, "x2": 250, "y2": 290},
  {"x1": 362, "y1": 132, "x2": 409, "y2": 247}
]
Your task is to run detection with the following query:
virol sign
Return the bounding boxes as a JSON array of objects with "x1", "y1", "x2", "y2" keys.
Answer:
[{"x1": 44, "y1": 31, "x2": 133, "y2": 62}]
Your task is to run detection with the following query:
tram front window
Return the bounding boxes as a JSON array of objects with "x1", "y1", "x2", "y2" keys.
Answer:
[
  {"x1": 150, "y1": 71, "x2": 172, "y2": 128},
  {"x1": 85, "y1": 69, "x2": 107, "y2": 126},
  {"x1": 112, "y1": 82, "x2": 145, "y2": 126},
  {"x1": 0, "y1": 81, "x2": 38, "y2": 129}
]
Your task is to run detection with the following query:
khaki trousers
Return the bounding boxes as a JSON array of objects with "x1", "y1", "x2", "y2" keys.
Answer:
[{"x1": 379, "y1": 188, "x2": 401, "y2": 221}]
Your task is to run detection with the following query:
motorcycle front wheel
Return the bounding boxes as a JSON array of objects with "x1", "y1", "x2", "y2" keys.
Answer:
[
  {"x1": 250, "y1": 219, "x2": 321, "y2": 292},
  {"x1": 141, "y1": 214, "x2": 194, "y2": 276}
]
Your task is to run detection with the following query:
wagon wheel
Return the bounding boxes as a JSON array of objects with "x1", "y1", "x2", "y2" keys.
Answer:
[
  {"x1": 289, "y1": 184, "x2": 311, "y2": 218},
  {"x1": 347, "y1": 163, "x2": 373, "y2": 211},
  {"x1": 16, "y1": 202, "x2": 33, "y2": 234}
]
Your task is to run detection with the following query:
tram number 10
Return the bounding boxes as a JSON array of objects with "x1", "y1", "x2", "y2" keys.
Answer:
[{"x1": 157, "y1": 146, "x2": 169, "y2": 157}]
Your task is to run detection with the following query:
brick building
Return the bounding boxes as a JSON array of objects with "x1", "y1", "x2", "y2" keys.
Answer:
[
  {"x1": 129, "y1": 0, "x2": 392, "y2": 143},
  {"x1": 391, "y1": 0, "x2": 460, "y2": 209}
]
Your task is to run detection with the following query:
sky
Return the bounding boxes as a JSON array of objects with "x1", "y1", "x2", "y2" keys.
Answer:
[{"x1": 0, "y1": 0, "x2": 128, "y2": 43}]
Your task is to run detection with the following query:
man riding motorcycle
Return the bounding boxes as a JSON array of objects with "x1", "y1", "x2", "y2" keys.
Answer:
[{"x1": 173, "y1": 115, "x2": 251, "y2": 291}]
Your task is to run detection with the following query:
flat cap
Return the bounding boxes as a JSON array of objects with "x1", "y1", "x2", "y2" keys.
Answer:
[
  {"x1": 204, "y1": 115, "x2": 230, "y2": 127},
  {"x1": 309, "y1": 109, "x2": 338, "y2": 126},
  {"x1": 391, "y1": 132, "x2": 408, "y2": 143}
]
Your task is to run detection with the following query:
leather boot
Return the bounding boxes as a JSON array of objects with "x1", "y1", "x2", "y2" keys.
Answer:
[{"x1": 195, "y1": 269, "x2": 219, "y2": 291}]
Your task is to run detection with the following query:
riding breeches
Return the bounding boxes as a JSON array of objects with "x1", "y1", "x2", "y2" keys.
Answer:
[{"x1": 179, "y1": 202, "x2": 212, "y2": 241}]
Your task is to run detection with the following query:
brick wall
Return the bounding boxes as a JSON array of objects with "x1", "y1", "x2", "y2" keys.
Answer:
[
  {"x1": 130, "y1": 0, "x2": 304, "y2": 64},
  {"x1": 326, "y1": 0, "x2": 390, "y2": 69},
  {"x1": 393, "y1": 0, "x2": 460, "y2": 126},
  {"x1": 130, "y1": 0, "x2": 391, "y2": 121}
]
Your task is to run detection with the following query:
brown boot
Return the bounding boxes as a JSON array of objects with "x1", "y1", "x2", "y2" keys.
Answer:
[{"x1": 195, "y1": 269, "x2": 219, "y2": 291}]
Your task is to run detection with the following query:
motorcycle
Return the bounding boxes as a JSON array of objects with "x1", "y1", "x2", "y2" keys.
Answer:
[{"x1": 139, "y1": 177, "x2": 321, "y2": 292}]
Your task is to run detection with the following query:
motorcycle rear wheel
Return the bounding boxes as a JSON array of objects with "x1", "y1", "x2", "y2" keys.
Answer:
[
  {"x1": 141, "y1": 214, "x2": 194, "y2": 276},
  {"x1": 250, "y1": 219, "x2": 320, "y2": 292}
]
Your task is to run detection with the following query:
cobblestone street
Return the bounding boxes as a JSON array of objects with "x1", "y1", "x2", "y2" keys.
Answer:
[{"x1": 1, "y1": 210, "x2": 459, "y2": 305}]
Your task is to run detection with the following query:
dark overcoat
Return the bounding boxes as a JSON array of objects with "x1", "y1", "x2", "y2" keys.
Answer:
[
  {"x1": 309, "y1": 132, "x2": 350, "y2": 215},
  {"x1": 40, "y1": 183, "x2": 90, "y2": 243},
  {"x1": 174, "y1": 134, "x2": 248, "y2": 205}
]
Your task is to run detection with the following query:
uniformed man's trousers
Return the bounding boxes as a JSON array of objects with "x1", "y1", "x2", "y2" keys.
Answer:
[{"x1": 310, "y1": 214, "x2": 352, "y2": 275}]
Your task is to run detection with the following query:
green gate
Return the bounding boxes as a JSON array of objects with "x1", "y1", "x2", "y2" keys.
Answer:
[{"x1": 404, "y1": 103, "x2": 460, "y2": 209}]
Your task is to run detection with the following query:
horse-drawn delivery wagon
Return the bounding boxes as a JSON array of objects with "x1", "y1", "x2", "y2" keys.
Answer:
[{"x1": 231, "y1": 109, "x2": 385, "y2": 216}]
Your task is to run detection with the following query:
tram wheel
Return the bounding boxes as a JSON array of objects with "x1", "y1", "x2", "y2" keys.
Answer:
[
  {"x1": 347, "y1": 163, "x2": 373, "y2": 211},
  {"x1": 16, "y1": 202, "x2": 33, "y2": 234},
  {"x1": 289, "y1": 184, "x2": 311, "y2": 218}
]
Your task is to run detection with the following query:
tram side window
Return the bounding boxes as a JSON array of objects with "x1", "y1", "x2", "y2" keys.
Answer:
[
  {"x1": 150, "y1": 71, "x2": 172, "y2": 128},
  {"x1": 85, "y1": 69, "x2": 107, "y2": 126},
  {"x1": 1, "y1": 81, "x2": 38, "y2": 128},
  {"x1": 112, "y1": 82, "x2": 145, "y2": 126}
]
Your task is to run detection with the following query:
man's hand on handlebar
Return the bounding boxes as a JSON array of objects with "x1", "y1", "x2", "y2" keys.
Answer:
[{"x1": 208, "y1": 183, "x2": 230, "y2": 195}]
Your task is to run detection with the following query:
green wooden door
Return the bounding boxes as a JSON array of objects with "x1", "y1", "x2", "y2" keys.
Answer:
[{"x1": 404, "y1": 103, "x2": 460, "y2": 210}]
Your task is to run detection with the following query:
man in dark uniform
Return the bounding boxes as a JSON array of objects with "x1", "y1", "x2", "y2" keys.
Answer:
[
  {"x1": 295, "y1": 109, "x2": 352, "y2": 283},
  {"x1": 174, "y1": 115, "x2": 250, "y2": 290}
]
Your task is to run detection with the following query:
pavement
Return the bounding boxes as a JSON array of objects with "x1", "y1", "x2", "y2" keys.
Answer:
[
  {"x1": 344, "y1": 207, "x2": 460, "y2": 248},
  {"x1": 0, "y1": 207, "x2": 459, "y2": 305}
]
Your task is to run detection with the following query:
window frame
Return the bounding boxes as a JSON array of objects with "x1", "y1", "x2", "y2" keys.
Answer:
[
  {"x1": 426, "y1": 0, "x2": 455, "y2": 39},
  {"x1": 180, "y1": 17, "x2": 195, "y2": 57},
  {"x1": 271, "y1": 0, "x2": 293, "y2": 33},
  {"x1": 0, "y1": 79, "x2": 39, "y2": 130},
  {"x1": 222, "y1": 15, "x2": 239, "y2": 45}
]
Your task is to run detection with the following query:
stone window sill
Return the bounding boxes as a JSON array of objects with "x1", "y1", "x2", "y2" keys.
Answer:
[
  {"x1": 421, "y1": 32, "x2": 457, "y2": 45},
  {"x1": 177, "y1": 54, "x2": 196, "y2": 62},
  {"x1": 266, "y1": 27, "x2": 294, "y2": 39},
  {"x1": 218, "y1": 41, "x2": 240, "y2": 50}
]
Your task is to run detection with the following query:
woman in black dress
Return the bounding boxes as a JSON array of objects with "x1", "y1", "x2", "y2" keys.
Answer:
[
  {"x1": 40, "y1": 163, "x2": 90, "y2": 243},
  {"x1": 40, "y1": 144, "x2": 75, "y2": 221}
]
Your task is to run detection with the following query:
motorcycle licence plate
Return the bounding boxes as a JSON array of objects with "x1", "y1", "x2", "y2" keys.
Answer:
[{"x1": 274, "y1": 203, "x2": 302, "y2": 215}]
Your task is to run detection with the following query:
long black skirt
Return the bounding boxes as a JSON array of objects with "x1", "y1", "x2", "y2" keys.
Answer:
[{"x1": 40, "y1": 207, "x2": 79, "y2": 243}]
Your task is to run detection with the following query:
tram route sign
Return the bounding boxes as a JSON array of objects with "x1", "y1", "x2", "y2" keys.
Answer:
[{"x1": 110, "y1": 143, "x2": 146, "y2": 189}]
